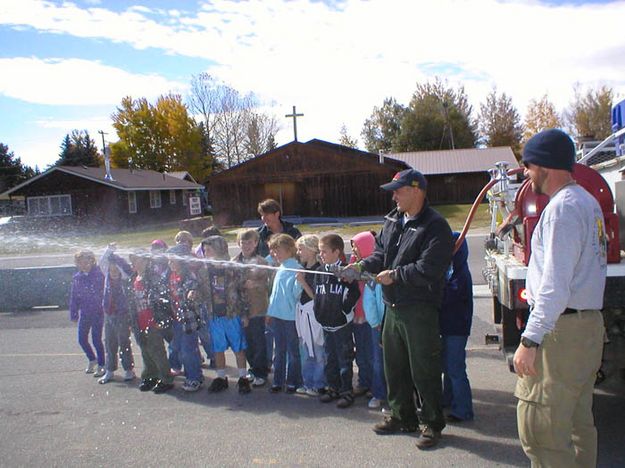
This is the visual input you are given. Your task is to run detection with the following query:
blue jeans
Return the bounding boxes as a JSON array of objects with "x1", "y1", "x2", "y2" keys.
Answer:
[
  {"x1": 78, "y1": 312, "x2": 105, "y2": 366},
  {"x1": 324, "y1": 324, "x2": 354, "y2": 395},
  {"x1": 442, "y1": 335, "x2": 474, "y2": 420},
  {"x1": 244, "y1": 316, "x2": 268, "y2": 379},
  {"x1": 300, "y1": 341, "x2": 326, "y2": 390},
  {"x1": 370, "y1": 326, "x2": 387, "y2": 400},
  {"x1": 353, "y1": 322, "x2": 373, "y2": 389},
  {"x1": 168, "y1": 322, "x2": 203, "y2": 382},
  {"x1": 269, "y1": 317, "x2": 301, "y2": 388}
]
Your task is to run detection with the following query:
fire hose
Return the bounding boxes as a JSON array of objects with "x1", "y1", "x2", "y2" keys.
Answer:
[{"x1": 453, "y1": 166, "x2": 525, "y2": 254}]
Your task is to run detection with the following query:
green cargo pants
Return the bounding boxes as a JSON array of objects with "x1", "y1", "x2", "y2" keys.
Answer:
[
  {"x1": 382, "y1": 302, "x2": 445, "y2": 432},
  {"x1": 136, "y1": 328, "x2": 174, "y2": 384},
  {"x1": 515, "y1": 310, "x2": 604, "y2": 468}
]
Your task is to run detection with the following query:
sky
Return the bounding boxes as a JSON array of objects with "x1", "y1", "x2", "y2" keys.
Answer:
[{"x1": 1, "y1": 0, "x2": 625, "y2": 170}]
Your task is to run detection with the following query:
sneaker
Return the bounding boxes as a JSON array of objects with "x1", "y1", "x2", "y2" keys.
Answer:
[
  {"x1": 269, "y1": 385, "x2": 282, "y2": 393},
  {"x1": 93, "y1": 367, "x2": 106, "y2": 378},
  {"x1": 252, "y1": 377, "x2": 266, "y2": 387},
  {"x1": 208, "y1": 377, "x2": 229, "y2": 393},
  {"x1": 85, "y1": 360, "x2": 97, "y2": 374},
  {"x1": 368, "y1": 397, "x2": 383, "y2": 409},
  {"x1": 336, "y1": 394, "x2": 354, "y2": 409},
  {"x1": 138, "y1": 378, "x2": 158, "y2": 392},
  {"x1": 98, "y1": 371, "x2": 114, "y2": 384},
  {"x1": 320, "y1": 390, "x2": 339, "y2": 403},
  {"x1": 415, "y1": 426, "x2": 441, "y2": 449},
  {"x1": 306, "y1": 388, "x2": 320, "y2": 397},
  {"x1": 295, "y1": 386, "x2": 307, "y2": 395},
  {"x1": 373, "y1": 416, "x2": 418, "y2": 434},
  {"x1": 123, "y1": 369, "x2": 136, "y2": 381},
  {"x1": 237, "y1": 377, "x2": 252, "y2": 394},
  {"x1": 170, "y1": 368, "x2": 184, "y2": 377},
  {"x1": 285, "y1": 386, "x2": 297, "y2": 394},
  {"x1": 152, "y1": 381, "x2": 174, "y2": 394},
  {"x1": 353, "y1": 386, "x2": 369, "y2": 397},
  {"x1": 182, "y1": 380, "x2": 202, "y2": 392}
]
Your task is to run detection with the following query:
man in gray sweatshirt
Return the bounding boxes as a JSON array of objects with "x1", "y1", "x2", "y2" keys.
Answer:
[{"x1": 513, "y1": 129, "x2": 607, "y2": 468}]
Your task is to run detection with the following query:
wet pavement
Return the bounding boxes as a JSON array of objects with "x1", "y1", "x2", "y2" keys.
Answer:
[{"x1": 1, "y1": 288, "x2": 624, "y2": 467}]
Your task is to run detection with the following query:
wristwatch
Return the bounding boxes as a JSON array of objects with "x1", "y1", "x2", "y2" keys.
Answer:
[{"x1": 520, "y1": 337, "x2": 539, "y2": 348}]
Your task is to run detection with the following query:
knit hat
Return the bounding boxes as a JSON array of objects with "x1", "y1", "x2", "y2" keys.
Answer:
[{"x1": 522, "y1": 129, "x2": 575, "y2": 172}]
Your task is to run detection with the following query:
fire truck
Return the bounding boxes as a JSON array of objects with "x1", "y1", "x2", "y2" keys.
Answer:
[{"x1": 479, "y1": 99, "x2": 625, "y2": 379}]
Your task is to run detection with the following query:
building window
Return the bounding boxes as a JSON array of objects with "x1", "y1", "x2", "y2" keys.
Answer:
[
  {"x1": 149, "y1": 190, "x2": 162, "y2": 208},
  {"x1": 182, "y1": 190, "x2": 188, "y2": 206},
  {"x1": 27, "y1": 194, "x2": 72, "y2": 217},
  {"x1": 128, "y1": 191, "x2": 137, "y2": 214},
  {"x1": 169, "y1": 190, "x2": 176, "y2": 205}
]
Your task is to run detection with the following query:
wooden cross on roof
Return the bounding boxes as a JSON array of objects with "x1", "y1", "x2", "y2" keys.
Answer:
[{"x1": 285, "y1": 105, "x2": 304, "y2": 142}]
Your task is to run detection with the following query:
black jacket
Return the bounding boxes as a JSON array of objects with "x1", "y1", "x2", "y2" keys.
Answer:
[
  {"x1": 257, "y1": 220, "x2": 302, "y2": 257},
  {"x1": 313, "y1": 261, "x2": 361, "y2": 331},
  {"x1": 361, "y1": 203, "x2": 453, "y2": 308}
]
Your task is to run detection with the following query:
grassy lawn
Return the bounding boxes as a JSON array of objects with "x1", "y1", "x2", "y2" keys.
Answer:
[{"x1": 0, "y1": 203, "x2": 492, "y2": 256}]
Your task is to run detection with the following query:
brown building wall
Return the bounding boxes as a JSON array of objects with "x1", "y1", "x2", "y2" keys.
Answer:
[{"x1": 210, "y1": 141, "x2": 407, "y2": 225}]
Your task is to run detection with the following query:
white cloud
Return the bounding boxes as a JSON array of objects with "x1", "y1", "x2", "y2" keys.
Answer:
[
  {"x1": 1, "y1": 0, "x2": 625, "y2": 149},
  {"x1": 0, "y1": 57, "x2": 186, "y2": 105}
]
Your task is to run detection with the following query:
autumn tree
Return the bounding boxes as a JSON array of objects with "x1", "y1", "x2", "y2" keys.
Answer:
[
  {"x1": 55, "y1": 130, "x2": 100, "y2": 167},
  {"x1": 565, "y1": 84, "x2": 613, "y2": 140},
  {"x1": 188, "y1": 73, "x2": 279, "y2": 169},
  {"x1": 339, "y1": 124, "x2": 358, "y2": 148},
  {"x1": 396, "y1": 78, "x2": 478, "y2": 151},
  {"x1": 523, "y1": 95, "x2": 562, "y2": 142},
  {"x1": 0, "y1": 143, "x2": 37, "y2": 193},
  {"x1": 361, "y1": 97, "x2": 406, "y2": 153},
  {"x1": 110, "y1": 94, "x2": 210, "y2": 181},
  {"x1": 478, "y1": 88, "x2": 523, "y2": 155}
]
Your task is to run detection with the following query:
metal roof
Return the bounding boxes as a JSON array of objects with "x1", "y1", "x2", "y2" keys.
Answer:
[
  {"x1": 384, "y1": 146, "x2": 519, "y2": 175},
  {"x1": 1, "y1": 166, "x2": 202, "y2": 197}
]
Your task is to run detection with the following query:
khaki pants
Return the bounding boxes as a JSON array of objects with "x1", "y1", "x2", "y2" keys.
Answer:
[{"x1": 515, "y1": 310, "x2": 604, "y2": 468}]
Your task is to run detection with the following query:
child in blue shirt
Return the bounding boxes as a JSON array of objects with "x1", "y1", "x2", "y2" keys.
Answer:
[{"x1": 266, "y1": 234, "x2": 303, "y2": 393}]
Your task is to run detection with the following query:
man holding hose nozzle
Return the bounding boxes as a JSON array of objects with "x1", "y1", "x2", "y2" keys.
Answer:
[{"x1": 342, "y1": 169, "x2": 453, "y2": 449}]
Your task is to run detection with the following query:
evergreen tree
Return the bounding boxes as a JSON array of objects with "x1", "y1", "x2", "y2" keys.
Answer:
[
  {"x1": 396, "y1": 78, "x2": 477, "y2": 151},
  {"x1": 0, "y1": 143, "x2": 36, "y2": 193},
  {"x1": 55, "y1": 130, "x2": 100, "y2": 167}
]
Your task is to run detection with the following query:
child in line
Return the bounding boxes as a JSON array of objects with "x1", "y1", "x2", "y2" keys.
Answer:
[
  {"x1": 440, "y1": 233, "x2": 474, "y2": 422},
  {"x1": 69, "y1": 250, "x2": 106, "y2": 377},
  {"x1": 349, "y1": 238, "x2": 373, "y2": 398},
  {"x1": 167, "y1": 248, "x2": 203, "y2": 392},
  {"x1": 314, "y1": 234, "x2": 361, "y2": 408},
  {"x1": 266, "y1": 234, "x2": 303, "y2": 393},
  {"x1": 128, "y1": 251, "x2": 174, "y2": 394},
  {"x1": 233, "y1": 229, "x2": 271, "y2": 387},
  {"x1": 351, "y1": 231, "x2": 387, "y2": 410},
  {"x1": 202, "y1": 236, "x2": 251, "y2": 394},
  {"x1": 295, "y1": 235, "x2": 326, "y2": 396},
  {"x1": 98, "y1": 245, "x2": 135, "y2": 384}
]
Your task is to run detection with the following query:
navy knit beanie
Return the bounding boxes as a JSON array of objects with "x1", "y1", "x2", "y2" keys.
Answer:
[{"x1": 522, "y1": 129, "x2": 575, "y2": 172}]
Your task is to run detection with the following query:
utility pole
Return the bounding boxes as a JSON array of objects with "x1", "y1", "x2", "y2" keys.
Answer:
[
  {"x1": 98, "y1": 130, "x2": 107, "y2": 156},
  {"x1": 285, "y1": 105, "x2": 304, "y2": 142}
]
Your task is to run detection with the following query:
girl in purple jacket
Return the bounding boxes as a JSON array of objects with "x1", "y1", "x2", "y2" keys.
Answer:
[{"x1": 69, "y1": 250, "x2": 105, "y2": 377}]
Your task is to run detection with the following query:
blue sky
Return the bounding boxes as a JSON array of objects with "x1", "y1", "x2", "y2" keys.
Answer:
[{"x1": 1, "y1": 0, "x2": 624, "y2": 169}]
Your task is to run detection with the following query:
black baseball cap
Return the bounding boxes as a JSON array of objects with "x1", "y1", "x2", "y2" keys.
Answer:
[{"x1": 380, "y1": 169, "x2": 428, "y2": 191}]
